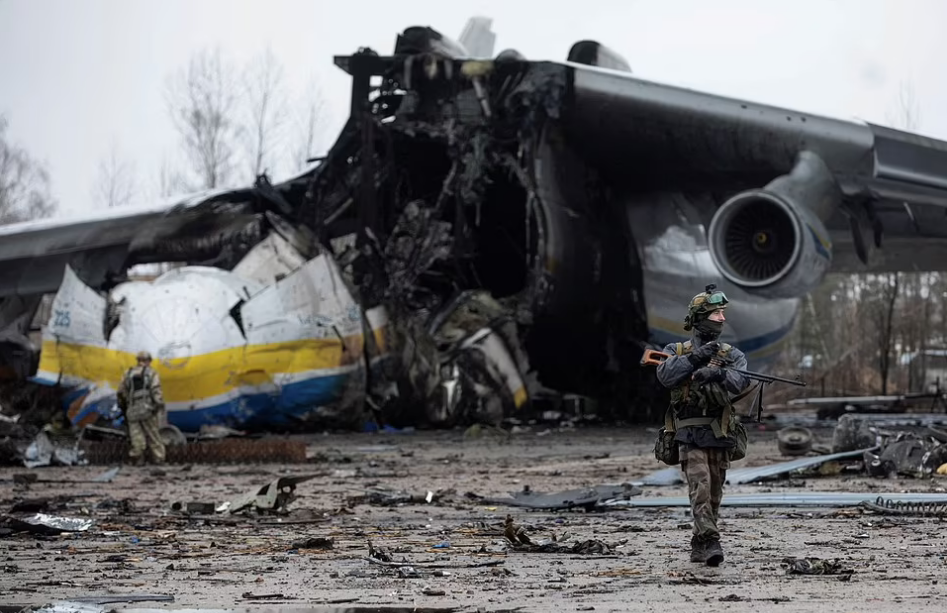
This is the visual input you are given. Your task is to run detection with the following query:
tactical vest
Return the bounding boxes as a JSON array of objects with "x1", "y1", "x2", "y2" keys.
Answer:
[
  {"x1": 666, "y1": 340, "x2": 735, "y2": 439},
  {"x1": 123, "y1": 366, "x2": 158, "y2": 418}
]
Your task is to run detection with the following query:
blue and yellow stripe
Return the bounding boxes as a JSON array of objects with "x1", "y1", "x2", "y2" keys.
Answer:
[{"x1": 33, "y1": 328, "x2": 387, "y2": 432}]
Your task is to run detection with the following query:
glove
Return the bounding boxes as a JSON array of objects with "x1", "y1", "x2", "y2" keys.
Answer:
[
  {"x1": 687, "y1": 341, "x2": 720, "y2": 367},
  {"x1": 692, "y1": 366, "x2": 726, "y2": 385}
]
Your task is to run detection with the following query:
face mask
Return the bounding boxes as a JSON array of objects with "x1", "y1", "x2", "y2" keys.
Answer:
[{"x1": 696, "y1": 318, "x2": 723, "y2": 340}]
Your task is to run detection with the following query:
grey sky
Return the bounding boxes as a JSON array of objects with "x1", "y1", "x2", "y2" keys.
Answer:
[{"x1": 2, "y1": 0, "x2": 946, "y2": 217}]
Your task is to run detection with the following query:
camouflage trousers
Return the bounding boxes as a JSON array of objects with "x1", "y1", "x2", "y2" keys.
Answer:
[
  {"x1": 127, "y1": 413, "x2": 166, "y2": 463},
  {"x1": 681, "y1": 446, "x2": 730, "y2": 541}
]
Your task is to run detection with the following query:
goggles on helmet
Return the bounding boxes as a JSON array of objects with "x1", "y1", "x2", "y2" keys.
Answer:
[{"x1": 706, "y1": 291, "x2": 727, "y2": 306}]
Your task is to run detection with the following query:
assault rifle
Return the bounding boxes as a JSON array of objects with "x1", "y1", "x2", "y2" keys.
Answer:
[{"x1": 641, "y1": 348, "x2": 807, "y2": 422}]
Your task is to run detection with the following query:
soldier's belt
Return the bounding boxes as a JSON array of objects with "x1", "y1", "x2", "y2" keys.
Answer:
[{"x1": 675, "y1": 417, "x2": 716, "y2": 428}]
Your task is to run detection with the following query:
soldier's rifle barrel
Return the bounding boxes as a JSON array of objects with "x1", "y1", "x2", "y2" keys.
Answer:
[
  {"x1": 725, "y1": 367, "x2": 807, "y2": 387},
  {"x1": 641, "y1": 349, "x2": 807, "y2": 387}
]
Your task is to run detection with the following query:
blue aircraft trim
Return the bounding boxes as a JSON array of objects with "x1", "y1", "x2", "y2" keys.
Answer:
[
  {"x1": 808, "y1": 225, "x2": 831, "y2": 260},
  {"x1": 42, "y1": 372, "x2": 351, "y2": 433}
]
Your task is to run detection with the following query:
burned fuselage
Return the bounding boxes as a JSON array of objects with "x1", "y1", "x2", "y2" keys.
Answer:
[{"x1": 285, "y1": 33, "x2": 658, "y2": 418}]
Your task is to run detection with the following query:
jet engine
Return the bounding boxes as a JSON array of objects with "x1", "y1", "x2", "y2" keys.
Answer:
[{"x1": 707, "y1": 151, "x2": 842, "y2": 299}]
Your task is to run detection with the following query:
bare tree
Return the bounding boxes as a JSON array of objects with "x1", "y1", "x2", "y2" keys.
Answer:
[
  {"x1": 886, "y1": 80, "x2": 922, "y2": 131},
  {"x1": 0, "y1": 114, "x2": 57, "y2": 224},
  {"x1": 166, "y1": 48, "x2": 242, "y2": 190},
  {"x1": 243, "y1": 47, "x2": 288, "y2": 180},
  {"x1": 291, "y1": 78, "x2": 326, "y2": 172},
  {"x1": 154, "y1": 155, "x2": 186, "y2": 199},
  {"x1": 92, "y1": 145, "x2": 138, "y2": 208},
  {"x1": 876, "y1": 80, "x2": 923, "y2": 392},
  {"x1": 872, "y1": 272, "x2": 901, "y2": 395}
]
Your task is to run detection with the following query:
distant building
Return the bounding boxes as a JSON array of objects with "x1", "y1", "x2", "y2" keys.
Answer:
[{"x1": 899, "y1": 348, "x2": 947, "y2": 392}]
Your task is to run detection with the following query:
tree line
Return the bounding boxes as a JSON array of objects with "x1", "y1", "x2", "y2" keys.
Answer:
[
  {"x1": 0, "y1": 115, "x2": 57, "y2": 224},
  {"x1": 776, "y1": 271, "x2": 947, "y2": 400},
  {"x1": 152, "y1": 47, "x2": 324, "y2": 201},
  {"x1": 1, "y1": 46, "x2": 326, "y2": 218}
]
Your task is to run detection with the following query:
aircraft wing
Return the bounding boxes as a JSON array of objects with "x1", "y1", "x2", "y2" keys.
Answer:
[
  {"x1": 328, "y1": 22, "x2": 947, "y2": 315},
  {"x1": 564, "y1": 63, "x2": 947, "y2": 202},
  {"x1": 0, "y1": 182, "x2": 292, "y2": 298},
  {"x1": 560, "y1": 62, "x2": 947, "y2": 278},
  {"x1": 824, "y1": 199, "x2": 947, "y2": 273}
]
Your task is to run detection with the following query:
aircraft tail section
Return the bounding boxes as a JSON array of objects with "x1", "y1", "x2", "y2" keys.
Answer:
[{"x1": 458, "y1": 16, "x2": 496, "y2": 58}]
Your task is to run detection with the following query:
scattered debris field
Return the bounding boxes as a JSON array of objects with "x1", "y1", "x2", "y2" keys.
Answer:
[{"x1": 2, "y1": 426, "x2": 946, "y2": 612}]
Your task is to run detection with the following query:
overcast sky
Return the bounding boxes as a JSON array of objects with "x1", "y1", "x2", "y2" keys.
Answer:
[{"x1": 2, "y1": 0, "x2": 946, "y2": 217}]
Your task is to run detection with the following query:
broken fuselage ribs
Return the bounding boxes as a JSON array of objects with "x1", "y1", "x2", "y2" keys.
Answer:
[{"x1": 293, "y1": 32, "x2": 655, "y2": 423}]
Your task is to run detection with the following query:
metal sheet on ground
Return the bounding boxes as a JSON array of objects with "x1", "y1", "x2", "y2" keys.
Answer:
[
  {"x1": 772, "y1": 414, "x2": 947, "y2": 427},
  {"x1": 634, "y1": 466, "x2": 681, "y2": 486},
  {"x1": 634, "y1": 447, "x2": 876, "y2": 486},
  {"x1": 605, "y1": 492, "x2": 947, "y2": 507},
  {"x1": 480, "y1": 484, "x2": 641, "y2": 510},
  {"x1": 726, "y1": 447, "x2": 877, "y2": 484}
]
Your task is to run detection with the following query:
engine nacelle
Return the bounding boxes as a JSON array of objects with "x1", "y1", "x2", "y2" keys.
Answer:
[
  {"x1": 708, "y1": 151, "x2": 841, "y2": 299},
  {"x1": 568, "y1": 41, "x2": 632, "y2": 73}
]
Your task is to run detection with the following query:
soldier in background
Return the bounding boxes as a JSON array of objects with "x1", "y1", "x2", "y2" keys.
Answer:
[{"x1": 117, "y1": 351, "x2": 166, "y2": 465}]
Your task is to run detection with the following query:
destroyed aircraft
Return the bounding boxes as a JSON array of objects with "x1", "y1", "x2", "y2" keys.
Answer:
[
  {"x1": 30, "y1": 204, "x2": 527, "y2": 433},
  {"x1": 36, "y1": 229, "x2": 387, "y2": 433},
  {"x1": 2, "y1": 18, "x2": 947, "y2": 428}
]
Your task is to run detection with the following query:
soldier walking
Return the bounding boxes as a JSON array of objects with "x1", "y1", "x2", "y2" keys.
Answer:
[
  {"x1": 656, "y1": 285, "x2": 750, "y2": 566},
  {"x1": 117, "y1": 351, "x2": 167, "y2": 465}
]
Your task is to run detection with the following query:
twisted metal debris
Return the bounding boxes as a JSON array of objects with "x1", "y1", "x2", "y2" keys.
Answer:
[{"x1": 860, "y1": 496, "x2": 947, "y2": 517}]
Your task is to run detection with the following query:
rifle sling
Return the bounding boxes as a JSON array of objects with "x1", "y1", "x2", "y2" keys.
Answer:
[{"x1": 729, "y1": 381, "x2": 760, "y2": 405}]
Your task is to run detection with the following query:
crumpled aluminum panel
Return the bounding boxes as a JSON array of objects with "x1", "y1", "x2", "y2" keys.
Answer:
[{"x1": 634, "y1": 447, "x2": 876, "y2": 486}]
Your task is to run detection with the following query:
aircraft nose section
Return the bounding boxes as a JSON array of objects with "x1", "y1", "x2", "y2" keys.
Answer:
[
  {"x1": 111, "y1": 269, "x2": 252, "y2": 398},
  {"x1": 155, "y1": 340, "x2": 195, "y2": 368}
]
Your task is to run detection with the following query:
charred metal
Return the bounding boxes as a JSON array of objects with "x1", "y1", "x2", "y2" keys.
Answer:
[{"x1": 281, "y1": 28, "x2": 651, "y2": 425}]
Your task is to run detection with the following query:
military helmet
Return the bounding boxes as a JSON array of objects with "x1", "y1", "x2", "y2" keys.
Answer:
[
  {"x1": 136, "y1": 351, "x2": 152, "y2": 361},
  {"x1": 683, "y1": 284, "x2": 729, "y2": 331}
]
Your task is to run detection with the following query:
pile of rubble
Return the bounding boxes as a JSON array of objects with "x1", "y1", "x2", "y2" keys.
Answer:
[
  {"x1": 0, "y1": 381, "x2": 80, "y2": 467},
  {"x1": 830, "y1": 413, "x2": 947, "y2": 479}
]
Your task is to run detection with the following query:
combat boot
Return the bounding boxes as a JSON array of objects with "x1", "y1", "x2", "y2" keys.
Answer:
[
  {"x1": 689, "y1": 536, "x2": 706, "y2": 563},
  {"x1": 704, "y1": 539, "x2": 724, "y2": 567}
]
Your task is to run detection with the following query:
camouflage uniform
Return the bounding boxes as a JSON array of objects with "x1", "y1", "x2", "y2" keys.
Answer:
[
  {"x1": 655, "y1": 287, "x2": 749, "y2": 566},
  {"x1": 117, "y1": 352, "x2": 166, "y2": 464},
  {"x1": 681, "y1": 446, "x2": 729, "y2": 541}
]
